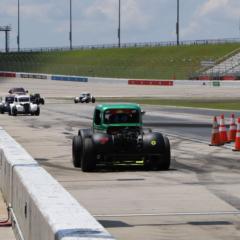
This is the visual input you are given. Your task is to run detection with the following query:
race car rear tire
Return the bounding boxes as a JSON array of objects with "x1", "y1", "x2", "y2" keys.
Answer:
[
  {"x1": 81, "y1": 138, "x2": 96, "y2": 172},
  {"x1": 35, "y1": 107, "x2": 40, "y2": 116},
  {"x1": 144, "y1": 135, "x2": 171, "y2": 170},
  {"x1": 159, "y1": 136, "x2": 171, "y2": 170},
  {"x1": 12, "y1": 107, "x2": 17, "y2": 116},
  {"x1": 91, "y1": 97, "x2": 96, "y2": 103},
  {"x1": 0, "y1": 106, "x2": 4, "y2": 114},
  {"x1": 72, "y1": 136, "x2": 82, "y2": 168}
]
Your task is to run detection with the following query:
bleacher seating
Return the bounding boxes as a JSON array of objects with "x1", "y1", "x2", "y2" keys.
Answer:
[{"x1": 204, "y1": 52, "x2": 240, "y2": 78}]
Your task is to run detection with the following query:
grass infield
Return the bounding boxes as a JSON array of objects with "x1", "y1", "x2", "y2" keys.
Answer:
[
  {"x1": 1, "y1": 43, "x2": 240, "y2": 79},
  {"x1": 47, "y1": 97, "x2": 240, "y2": 110},
  {"x1": 96, "y1": 97, "x2": 240, "y2": 110}
]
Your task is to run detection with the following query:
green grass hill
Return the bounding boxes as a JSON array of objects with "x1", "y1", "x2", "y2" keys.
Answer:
[{"x1": 0, "y1": 43, "x2": 239, "y2": 79}]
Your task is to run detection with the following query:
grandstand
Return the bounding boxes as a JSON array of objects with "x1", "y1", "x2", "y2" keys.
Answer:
[{"x1": 197, "y1": 50, "x2": 240, "y2": 80}]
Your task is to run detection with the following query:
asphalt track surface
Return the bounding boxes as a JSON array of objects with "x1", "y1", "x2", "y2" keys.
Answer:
[{"x1": 1, "y1": 78, "x2": 240, "y2": 240}]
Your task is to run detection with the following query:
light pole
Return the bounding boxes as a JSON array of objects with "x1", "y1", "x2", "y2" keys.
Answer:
[
  {"x1": 69, "y1": 0, "x2": 72, "y2": 50},
  {"x1": 176, "y1": 0, "x2": 179, "y2": 45},
  {"x1": 118, "y1": 0, "x2": 121, "y2": 48},
  {"x1": 17, "y1": 0, "x2": 20, "y2": 51}
]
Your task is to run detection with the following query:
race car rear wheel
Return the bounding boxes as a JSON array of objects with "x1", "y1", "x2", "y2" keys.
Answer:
[
  {"x1": 159, "y1": 136, "x2": 171, "y2": 170},
  {"x1": 81, "y1": 138, "x2": 96, "y2": 172},
  {"x1": 35, "y1": 107, "x2": 40, "y2": 116},
  {"x1": 91, "y1": 97, "x2": 96, "y2": 103},
  {"x1": 143, "y1": 135, "x2": 171, "y2": 171},
  {"x1": 72, "y1": 136, "x2": 82, "y2": 168},
  {"x1": 12, "y1": 107, "x2": 17, "y2": 116}
]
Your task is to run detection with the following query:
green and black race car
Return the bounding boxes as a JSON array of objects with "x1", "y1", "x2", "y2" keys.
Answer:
[{"x1": 72, "y1": 103, "x2": 171, "y2": 172}]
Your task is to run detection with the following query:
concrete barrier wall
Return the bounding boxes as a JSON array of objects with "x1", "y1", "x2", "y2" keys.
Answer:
[
  {"x1": 0, "y1": 127, "x2": 114, "y2": 240},
  {"x1": 2, "y1": 70, "x2": 240, "y2": 87},
  {"x1": 88, "y1": 77, "x2": 128, "y2": 84},
  {"x1": 51, "y1": 75, "x2": 88, "y2": 82}
]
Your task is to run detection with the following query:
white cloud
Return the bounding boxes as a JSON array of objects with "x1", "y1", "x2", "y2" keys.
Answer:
[
  {"x1": 198, "y1": 0, "x2": 240, "y2": 19},
  {"x1": 181, "y1": 0, "x2": 240, "y2": 39},
  {"x1": 199, "y1": 0, "x2": 228, "y2": 16},
  {"x1": 1, "y1": 0, "x2": 240, "y2": 49},
  {"x1": 122, "y1": 0, "x2": 151, "y2": 29},
  {"x1": 84, "y1": 0, "x2": 151, "y2": 30},
  {"x1": 181, "y1": 21, "x2": 200, "y2": 38},
  {"x1": 85, "y1": 0, "x2": 116, "y2": 20},
  {"x1": 21, "y1": 4, "x2": 52, "y2": 19},
  {"x1": 0, "y1": 1, "x2": 17, "y2": 17}
]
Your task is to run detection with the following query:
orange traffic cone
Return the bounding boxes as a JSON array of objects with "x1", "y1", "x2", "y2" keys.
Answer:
[
  {"x1": 228, "y1": 113, "x2": 237, "y2": 142},
  {"x1": 209, "y1": 116, "x2": 222, "y2": 146},
  {"x1": 219, "y1": 114, "x2": 229, "y2": 144},
  {"x1": 233, "y1": 118, "x2": 240, "y2": 151}
]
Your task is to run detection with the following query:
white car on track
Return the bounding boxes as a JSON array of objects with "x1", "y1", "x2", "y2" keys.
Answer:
[
  {"x1": 9, "y1": 95, "x2": 40, "y2": 116},
  {"x1": 74, "y1": 92, "x2": 96, "y2": 103}
]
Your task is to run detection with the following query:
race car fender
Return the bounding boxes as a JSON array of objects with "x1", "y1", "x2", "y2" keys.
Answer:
[
  {"x1": 16, "y1": 105, "x2": 24, "y2": 111},
  {"x1": 30, "y1": 103, "x2": 38, "y2": 112}
]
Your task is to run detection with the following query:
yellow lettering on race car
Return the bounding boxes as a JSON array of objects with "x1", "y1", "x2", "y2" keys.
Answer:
[{"x1": 151, "y1": 140, "x2": 157, "y2": 146}]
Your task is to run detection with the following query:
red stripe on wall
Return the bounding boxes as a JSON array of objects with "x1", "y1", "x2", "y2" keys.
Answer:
[
  {"x1": 128, "y1": 80, "x2": 173, "y2": 86},
  {"x1": 0, "y1": 72, "x2": 16, "y2": 78}
]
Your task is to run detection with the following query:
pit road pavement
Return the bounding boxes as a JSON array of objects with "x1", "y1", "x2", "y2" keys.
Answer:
[{"x1": 0, "y1": 78, "x2": 240, "y2": 239}]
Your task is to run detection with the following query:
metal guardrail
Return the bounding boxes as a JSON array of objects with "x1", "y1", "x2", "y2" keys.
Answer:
[{"x1": 2, "y1": 38, "x2": 240, "y2": 53}]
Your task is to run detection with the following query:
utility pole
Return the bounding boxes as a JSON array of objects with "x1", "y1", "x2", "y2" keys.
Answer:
[
  {"x1": 0, "y1": 26, "x2": 12, "y2": 53},
  {"x1": 17, "y1": 0, "x2": 20, "y2": 51},
  {"x1": 69, "y1": 0, "x2": 73, "y2": 50},
  {"x1": 176, "y1": 0, "x2": 180, "y2": 45},
  {"x1": 118, "y1": 0, "x2": 121, "y2": 48}
]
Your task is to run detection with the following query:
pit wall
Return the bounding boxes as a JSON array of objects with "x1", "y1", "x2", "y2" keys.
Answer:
[
  {"x1": 1, "y1": 70, "x2": 240, "y2": 87},
  {"x1": 0, "y1": 127, "x2": 114, "y2": 240}
]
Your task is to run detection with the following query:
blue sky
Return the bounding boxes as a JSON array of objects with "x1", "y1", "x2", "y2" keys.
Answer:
[{"x1": 0, "y1": 0, "x2": 240, "y2": 50}]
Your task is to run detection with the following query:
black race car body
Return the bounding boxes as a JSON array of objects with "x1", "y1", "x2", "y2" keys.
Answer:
[
  {"x1": 0, "y1": 95, "x2": 14, "y2": 114},
  {"x1": 30, "y1": 93, "x2": 45, "y2": 105},
  {"x1": 8, "y1": 87, "x2": 28, "y2": 95}
]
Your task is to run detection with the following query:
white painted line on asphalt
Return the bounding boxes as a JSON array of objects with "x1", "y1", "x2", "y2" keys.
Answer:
[
  {"x1": 94, "y1": 211, "x2": 240, "y2": 218},
  {"x1": 162, "y1": 132, "x2": 234, "y2": 150},
  {"x1": 147, "y1": 111, "x2": 211, "y2": 123}
]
